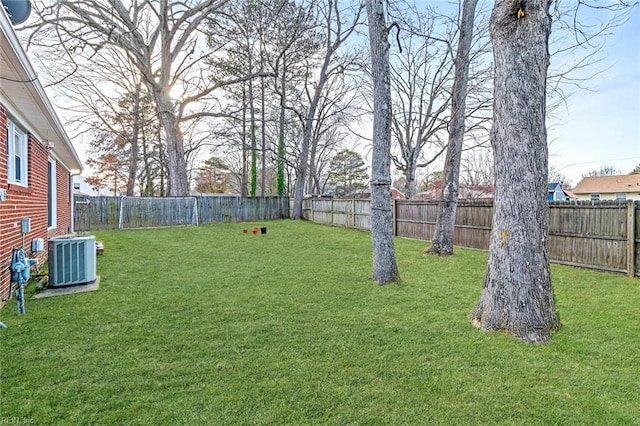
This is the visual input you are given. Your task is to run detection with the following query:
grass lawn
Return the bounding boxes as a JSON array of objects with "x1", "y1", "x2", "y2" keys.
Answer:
[{"x1": 1, "y1": 220, "x2": 638, "y2": 425}]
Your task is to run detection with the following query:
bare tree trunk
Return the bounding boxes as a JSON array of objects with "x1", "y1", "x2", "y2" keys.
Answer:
[
  {"x1": 241, "y1": 84, "x2": 248, "y2": 197},
  {"x1": 366, "y1": 0, "x2": 399, "y2": 284},
  {"x1": 427, "y1": 0, "x2": 478, "y2": 255},
  {"x1": 403, "y1": 159, "x2": 418, "y2": 199},
  {"x1": 291, "y1": 69, "x2": 324, "y2": 217},
  {"x1": 277, "y1": 61, "x2": 286, "y2": 197},
  {"x1": 248, "y1": 55, "x2": 258, "y2": 197},
  {"x1": 158, "y1": 128, "x2": 166, "y2": 196},
  {"x1": 470, "y1": 0, "x2": 560, "y2": 343},
  {"x1": 292, "y1": 110, "x2": 315, "y2": 218},
  {"x1": 153, "y1": 89, "x2": 189, "y2": 196},
  {"x1": 141, "y1": 122, "x2": 153, "y2": 196},
  {"x1": 127, "y1": 84, "x2": 142, "y2": 196},
  {"x1": 260, "y1": 75, "x2": 266, "y2": 197}
]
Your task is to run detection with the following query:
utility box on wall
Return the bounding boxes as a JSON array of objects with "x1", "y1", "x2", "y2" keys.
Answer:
[
  {"x1": 32, "y1": 238, "x2": 44, "y2": 253},
  {"x1": 21, "y1": 218, "x2": 31, "y2": 234}
]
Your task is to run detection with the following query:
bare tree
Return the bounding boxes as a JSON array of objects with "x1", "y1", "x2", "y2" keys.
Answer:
[
  {"x1": 26, "y1": 0, "x2": 275, "y2": 196},
  {"x1": 388, "y1": 12, "x2": 454, "y2": 199},
  {"x1": 427, "y1": 0, "x2": 479, "y2": 255},
  {"x1": 460, "y1": 149, "x2": 493, "y2": 189},
  {"x1": 47, "y1": 46, "x2": 165, "y2": 196},
  {"x1": 581, "y1": 165, "x2": 622, "y2": 177},
  {"x1": 365, "y1": 0, "x2": 399, "y2": 284},
  {"x1": 548, "y1": 0, "x2": 636, "y2": 105},
  {"x1": 470, "y1": 0, "x2": 561, "y2": 343},
  {"x1": 548, "y1": 165, "x2": 573, "y2": 188},
  {"x1": 290, "y1": 0, "x2": 363, "y2": 219}
]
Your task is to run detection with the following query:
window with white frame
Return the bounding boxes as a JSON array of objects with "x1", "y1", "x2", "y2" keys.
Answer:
[
  {"x1": 615, "y1": 193, "x2": 626, "y2": 201},
  {"x1": 590, "y1": 194, "x2": 600, "y2": 201},
  {"x1": 7, "y1": 120, "x2": 28, "y2": 186}
]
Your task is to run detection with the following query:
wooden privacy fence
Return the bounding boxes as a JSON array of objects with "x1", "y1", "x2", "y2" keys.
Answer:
[
  {"x1": 74, "y1": 196, "x2": 289, "y2": 231},
  {"x1": 302, "y1": 198, "x2": 640, "y2": 277}
]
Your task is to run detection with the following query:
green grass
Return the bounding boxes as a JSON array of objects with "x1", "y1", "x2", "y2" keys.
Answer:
[{"x1": 1, "y1": 220, "x2": 638, "y2": 425}]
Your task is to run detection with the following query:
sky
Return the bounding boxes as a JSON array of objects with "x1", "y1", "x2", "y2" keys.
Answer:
[
  {"x1": 419, "y1": 0, "x2": 640, "y2": 187},
  {"x1": 546, "y1": 6, "x2": 640, "y2": 185}
]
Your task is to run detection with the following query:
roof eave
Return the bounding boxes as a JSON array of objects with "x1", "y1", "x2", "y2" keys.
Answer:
[{"x1": 0, "y1": 8, "x2": 83, "y2": 173}]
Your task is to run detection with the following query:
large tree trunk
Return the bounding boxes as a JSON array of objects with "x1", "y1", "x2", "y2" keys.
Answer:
[
  {"x1": 153, "y1": 90, "x2": 189, "y2": 196},
  {"x1": 366, "y1": 0, "x2": 399, "y2": 284},
  {"x1": 470, "y1": 0, "x2": 560, "y2": 343},
  {"x1": 403, "y1": 158, "x2": 418, "y2": 199},
  {"x1": 427, "y1": 0, "x2": 478, "y2": 255}
]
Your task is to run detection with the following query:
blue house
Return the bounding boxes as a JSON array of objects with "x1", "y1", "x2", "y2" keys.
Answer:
[{"x1": 548, "y1": 182, "x2": 576, "y2": 201}]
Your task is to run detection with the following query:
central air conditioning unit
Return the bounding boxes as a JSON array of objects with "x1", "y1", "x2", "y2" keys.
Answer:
[{"x1": 48, "y1": 236, "x2": 97, "y2": 287}]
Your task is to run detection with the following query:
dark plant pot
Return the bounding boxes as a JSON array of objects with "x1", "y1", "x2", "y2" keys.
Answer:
[{"x1": 260, "y1": 227, "x2": 267, "y2": 234}]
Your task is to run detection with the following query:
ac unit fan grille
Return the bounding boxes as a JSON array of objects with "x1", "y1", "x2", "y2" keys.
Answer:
[{"x1": 48, "y1": 236, "x2": 96, "y2": 287}]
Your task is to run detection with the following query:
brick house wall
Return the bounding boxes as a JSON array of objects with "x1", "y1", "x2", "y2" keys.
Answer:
[{"x1": 0, "y1": 103, "x2": 74, "y2": 307}]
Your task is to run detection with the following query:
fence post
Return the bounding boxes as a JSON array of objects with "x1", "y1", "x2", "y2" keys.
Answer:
[
  {"x1": 353, "y1": 199, "x2": 356, "y2": 228},
  {"x1": 118, "y1": 196, "x2": 125, "y2": 229},
  {"x1": 392, "y1": 199, "x2": 398, "y2": 236},
  {"x1": 627, "y1": 200, "x2": 636, "y2": 278},
  {"x1": 331, "y1": 198, "x2": 334, "y2": 226},
  {"x1": 193, "y1": 197, "x2": 199, "y2": 226}
]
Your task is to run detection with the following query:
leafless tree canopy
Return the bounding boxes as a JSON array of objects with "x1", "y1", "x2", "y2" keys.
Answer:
[{"x1": 20, "y1": 0, "x2": 635, "y2": 198}]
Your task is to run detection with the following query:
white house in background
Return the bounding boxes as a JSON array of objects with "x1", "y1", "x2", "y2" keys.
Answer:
[
  {"x1": 73, "y1": 175, "x2": 115, "y2": 196},
  {"x1": 571, "y1": 175, "x2": 640, "y2": 201}
]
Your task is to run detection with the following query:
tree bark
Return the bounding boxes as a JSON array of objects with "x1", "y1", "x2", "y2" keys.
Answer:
[
  {"x1": 291, "y1": 66, "x2": 324, "y2": 218},
  {"x1": 241, "y1": 84, "x2": 248, "y2": 197},
  {"x1": 152, "y1": 89, "x2": 189, "y2": 197},
  {"x1": 427, "y1": 0, "x2": 478, "y2": 255},
  {"x1": 366, "y1": 0, "x2": 399, "y2": 284},
  {"x1": 260, "y1": 75, "x2": 266, "y2": 197},
  {"x1": 470, "y1": 0, "x2": 560, "y2": 343},
  {"x1": 126, "y1": 85, "x2": 141, "y2": 197},
  {"x1": 277, "y1": 60, "x2": 287, "y2": 197},
  {"x1": 403, "y1": 158, "x2": 418, "y2": 199},
  {"x1": 248, "y1": 54, "x2": 258, "y2": 198}
]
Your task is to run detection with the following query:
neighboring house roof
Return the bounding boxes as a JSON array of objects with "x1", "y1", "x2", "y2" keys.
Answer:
[
  {"x1": 0, "y1": 7, "x2": 82, "y2": 173},
  {"x1": 572, "y1": 175, "x2": 640, "y2": 194},
  {"x1": 416, "y1": 181, "x2": 494, "y2": 201},
  {"x1": 548, "y1": 182, "x2": 577, "y2": 200},
  {"x1": 548, "y1": 182, "x2": 561, "y2": 191},
  {"x1": 390, "y1": 187, "x2": 406, "y2": 200}
]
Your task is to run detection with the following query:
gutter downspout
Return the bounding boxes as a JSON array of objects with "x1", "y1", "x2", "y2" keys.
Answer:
[{"x1": 70, "y1": 172, "x2": 79, "y2": 233}]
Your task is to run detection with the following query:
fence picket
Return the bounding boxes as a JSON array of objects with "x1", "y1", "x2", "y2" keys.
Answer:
[
  {"x1": 74, "y1": 196, "x2": 289, "y2": 230},
  {"x1": 303, "y1": 198, "x2": 640, "y2": 277}
]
